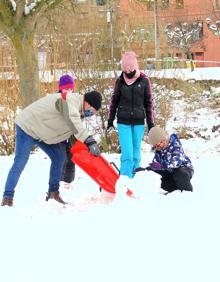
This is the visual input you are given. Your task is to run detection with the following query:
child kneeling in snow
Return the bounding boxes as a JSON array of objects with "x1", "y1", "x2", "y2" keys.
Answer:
[{"x1": 146, "y1": 127, "x2": 194, "y2": 194}]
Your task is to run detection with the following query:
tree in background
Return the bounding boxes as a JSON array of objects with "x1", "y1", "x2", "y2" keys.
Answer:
[
  {"x1": 163, "y1": 21, "x2": 203, "y2": 71},
  {"x1": 205, "y1": 0, "x2": 220, "y2": 53},
  {"x1": 206, "y1": 16, "x2": 220, "y2": 36},
  {"x1": 0, "y1": 1, "x2": 78, "y2": 107}
]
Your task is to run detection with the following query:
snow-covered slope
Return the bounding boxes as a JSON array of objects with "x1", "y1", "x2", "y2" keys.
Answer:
[{"x1": 0, "y1": 137, "x2": 219, "y2": 282}]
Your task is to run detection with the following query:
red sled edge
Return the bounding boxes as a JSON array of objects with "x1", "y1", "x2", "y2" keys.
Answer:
[{"x1": 71, "y1": 141, "x2": 119, "y2": 193}]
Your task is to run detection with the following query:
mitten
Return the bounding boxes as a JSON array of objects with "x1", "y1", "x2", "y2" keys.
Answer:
[
  {"x1": 147, "y1": 123, "x2": 154, "y2": 132},
  {"x1": 106, "y1": 120, "x2": 114, "y2": 131},
  {"x1": 146, "y1": 162, "x2": 162, "y2": 171},
  {"x1": 84, "y1": 136, "x2": 101, "y2": 156},
  {"x1": 134, "y1": 167, "x2": 146, "y2": 173}
]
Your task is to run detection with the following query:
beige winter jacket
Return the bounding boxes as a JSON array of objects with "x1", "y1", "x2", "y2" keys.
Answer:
[{"x1": 15, "y1": 92, "x2": 90, "y2": 144}]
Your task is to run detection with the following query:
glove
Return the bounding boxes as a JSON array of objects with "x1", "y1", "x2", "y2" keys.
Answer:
[
  {"x1": 106, "y1": 120, "x2": 114, "y2": 132},
  {"x1": 146, "y1": 162, "x2": 162, "y2": 171},
  {"x1": 148, "y1": 124, "x2": 154, "y2": 131},
  {"x1": 133, "y1": 167, "x2": 146, "y2": 173},
  {"x1": 84, "y1": 136, "x2": 101, "y2": 156}
]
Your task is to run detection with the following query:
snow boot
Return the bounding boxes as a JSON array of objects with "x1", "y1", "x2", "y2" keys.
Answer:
[
  {"x1": 1, "y1": 197, "x2": 13, "y2": 207},
  {"x1": 45, "y1": 191, "x2": 67, "y2": 204}
]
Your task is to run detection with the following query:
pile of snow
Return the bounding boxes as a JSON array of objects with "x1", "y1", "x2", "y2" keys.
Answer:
[
  {"x1": 0, "y1": 138, "x2": 220, "y2": 282},
  {"x1": 1, "y1": 66, "x2": 220, "y2": 281}
]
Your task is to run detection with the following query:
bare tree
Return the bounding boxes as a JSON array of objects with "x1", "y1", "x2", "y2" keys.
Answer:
[
  {"x1": 163, "y1": 21, "x2": 203, "y2": 71},
  {"x1": 206, "y1": 17, "x2": 220, "y2": 36},
  {"x1": 0, "y1": 1, "x2": 78, "y2": 108},
  {"x1": 205, "y1": 0, "x2": 220, "y2": 36},
  {"x1": 210, "y1": 0, "x2": 220, "y2": 18}
]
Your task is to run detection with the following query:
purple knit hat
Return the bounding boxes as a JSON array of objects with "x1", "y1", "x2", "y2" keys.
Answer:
[{"x1": 59, "y1": 74, "x2": 75, "y2": 90}]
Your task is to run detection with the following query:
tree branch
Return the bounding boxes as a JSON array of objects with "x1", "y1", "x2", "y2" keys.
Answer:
[
  {"x1": 15, "y1": 0, "x2": 26, "y2": 23},
  {"x1": 0, "y1": 19, "x2": 6, "y2": 32},
  {"x1": 30, "y1": 0, "x2": 64, "y2": 16},
  {"x1": 24, "y1": 0, "x2": 64, "y2": 27},
  {"x1": 0, "y1": 1, "x2": 14, "y2": 27}
]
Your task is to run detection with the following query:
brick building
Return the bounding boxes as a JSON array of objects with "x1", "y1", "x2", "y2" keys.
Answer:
[{"x1": 119, "y1": 0, "x2": 220, "y2": 67}]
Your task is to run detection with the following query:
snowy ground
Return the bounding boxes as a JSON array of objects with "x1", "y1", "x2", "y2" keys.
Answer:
[
  {"x1": 0, "y1": 136, "x2": 220, "y2": 282},
  {"x1": 1, "y1": 66, "x2": 220, "y2": 281},
  {"x1": 2, "y1": 66, "x2": 220, "y2": 81},
  {"x1": 146, "y1": 66, "x2": 220, "y2": 80}
]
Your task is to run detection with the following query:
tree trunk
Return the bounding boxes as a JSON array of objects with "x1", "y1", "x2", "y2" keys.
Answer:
[
  {"x1": 187, "y1": 51, "x2": 195, "y2": 72},
  {"x1": 11, "y1": 32, "x2": 40, "y2": 108},
  {"x1": 181, "y1": 49, "x2": 185, "y2": 68}
]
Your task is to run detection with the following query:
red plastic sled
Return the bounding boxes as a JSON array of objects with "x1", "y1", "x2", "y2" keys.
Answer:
[{"x1": 71, "y1": 140, "x2": 119, "y2": 193}]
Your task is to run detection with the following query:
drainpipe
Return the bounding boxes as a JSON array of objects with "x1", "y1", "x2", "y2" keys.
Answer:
[{"x1": 153, "y1": 0, "x2": 160, "y2": 68}]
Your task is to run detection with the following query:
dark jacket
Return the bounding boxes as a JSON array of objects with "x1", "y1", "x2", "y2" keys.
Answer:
[{"x1": 108, "y1": 72, "x2": 154, "y2": 128}]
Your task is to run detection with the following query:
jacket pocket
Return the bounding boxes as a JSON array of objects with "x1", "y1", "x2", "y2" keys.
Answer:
[
  {"x1": 133, "y1": 108, "x2": 145, "y2": 119},
  {"x1": 117, "y1": 106, "x2": 145, "y2": 120},
  {"x1": 117, "y1": 105, "x2": 131, "y2": 119}
]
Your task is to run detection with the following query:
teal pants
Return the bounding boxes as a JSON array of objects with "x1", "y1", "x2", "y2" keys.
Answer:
[{"x1": 117, "y1": 123, "x2": 145, "y2": 178}]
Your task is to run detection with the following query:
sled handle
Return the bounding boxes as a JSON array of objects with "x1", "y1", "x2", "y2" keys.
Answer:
[
  {"x1": 110, "y1": 162, "x2": 120, "y2": 173},
  {"x1": 99, "y1": 162, "x2": 119, "y2": 193}
]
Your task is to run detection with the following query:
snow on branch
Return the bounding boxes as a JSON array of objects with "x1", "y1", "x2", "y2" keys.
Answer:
[
  {"x1": 24, "y1": 0, "x2": 62, "y2": 16},
  {"x1": 9, "y1": 0, "x2": 17, "y2": 11},
  {"x1": 24, "y1": 0, "x2": 42, "y2": 15},
  {"x1": 164, "y1": 21, "x2": 203, "y2": 50},
  {"x1": 206, "y1": 17, "x2": 220, "y2": 36}
]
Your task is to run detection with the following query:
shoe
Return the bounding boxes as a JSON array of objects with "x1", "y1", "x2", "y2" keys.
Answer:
[
  {"x1": 45, "y1": 191, "x2": 67, "y2": 204},
  {"x1": 1, "y1": 197, "x2": 13, "y2": 206}
]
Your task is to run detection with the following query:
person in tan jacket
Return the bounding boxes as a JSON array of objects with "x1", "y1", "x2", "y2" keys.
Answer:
[{"x1": 1, "y1": 90, "x2": 102, "y2": 207}]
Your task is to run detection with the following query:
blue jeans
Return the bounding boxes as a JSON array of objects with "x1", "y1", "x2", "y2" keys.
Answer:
[
  {"x1": 117, "y1": 123, "x2": 145, "y2": 178},
  {"x1": 3, "y1": 125, "x2": 66, "y2": 198}
]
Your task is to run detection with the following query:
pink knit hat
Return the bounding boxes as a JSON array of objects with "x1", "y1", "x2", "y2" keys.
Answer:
[{"x1": 121, "y1": 51, "x2": 139, "y2": 72}]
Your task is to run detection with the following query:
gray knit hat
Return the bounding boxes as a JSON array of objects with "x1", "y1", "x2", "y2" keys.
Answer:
[{"x1": 148, "y1": 127, "x2": 167, "y2": 145}]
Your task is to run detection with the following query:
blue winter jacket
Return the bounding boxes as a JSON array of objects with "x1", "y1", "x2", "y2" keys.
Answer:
[{"x1": 149, "y1": 134, "x2": 194, "y2": 172}]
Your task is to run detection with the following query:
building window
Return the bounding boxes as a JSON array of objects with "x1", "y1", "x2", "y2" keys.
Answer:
[
  {"x1": 186, "y1": 53, "x2": 194, "y2": 60},
  {"x1": 176, "y1": 0, "x2": 184, "y2": 9},
  {"x1": 137, "y1": 0, "x2": 154, "y2": 10},
  {"x1": 161, "y1": 0, "x2": 169, "y2": 10},
  {"x1": 146, "y1": 0, "x2": 154, "y2": 11},
  {"x1": 145, "y1": 24, "x2": 154, "y2": 41},
  {"x1": 195, "y1": 52, "x2": 204, "y2": 58}
]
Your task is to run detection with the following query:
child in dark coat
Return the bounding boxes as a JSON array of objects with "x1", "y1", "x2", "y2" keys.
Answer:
[
  {"x1": 146, "y1": 127, "x2": 194, "y2": 194},
  {"x1": 58, "y1": 74, "x2": 76, "y2": 188}
]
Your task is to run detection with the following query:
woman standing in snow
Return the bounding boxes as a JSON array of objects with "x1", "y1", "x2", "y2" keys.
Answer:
[{"x1": 107, "y1": 51, "x2": 154, "y2": 180}]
